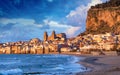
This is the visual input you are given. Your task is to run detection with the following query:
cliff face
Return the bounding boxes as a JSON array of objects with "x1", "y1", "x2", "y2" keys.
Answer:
[{"x1": 86, "y1": 0, "x2": 120, "y2": 34}]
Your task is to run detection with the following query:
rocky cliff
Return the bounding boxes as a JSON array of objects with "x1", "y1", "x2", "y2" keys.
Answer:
[{"x1": 85, "y1": 0, "x2": 120, "y2": 34}]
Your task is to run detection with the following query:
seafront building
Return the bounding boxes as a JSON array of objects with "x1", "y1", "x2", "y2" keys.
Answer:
[{"x1": 0, "y1": 31, "x2": 120, "y2": 55}]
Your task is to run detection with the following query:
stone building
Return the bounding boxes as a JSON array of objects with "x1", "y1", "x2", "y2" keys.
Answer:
[
  {"x1": 44, "y1": 31, "x2": 48, "y2": 41},
  {"x1": 56, "y1": 33, "x2": 66, "y2": 41},
  {"x1": 43, "y1": 31, "x2": 66, "y2": 41},
  {"x1": 29, "y1": 38, "x2": 41, "y2": 44},
  {"x1": 48, "y1": 30, "x2": 56, "y2": 41}
]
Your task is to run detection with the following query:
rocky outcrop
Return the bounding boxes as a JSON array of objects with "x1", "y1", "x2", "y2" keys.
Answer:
[{"x1": 85, "y1": 0, "x2": 120, "y2": 34}]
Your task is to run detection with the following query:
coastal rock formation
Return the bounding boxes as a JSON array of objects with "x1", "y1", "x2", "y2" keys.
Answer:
[{"x1": 85, "y1": 0, "x2": 120, "y2": 34}]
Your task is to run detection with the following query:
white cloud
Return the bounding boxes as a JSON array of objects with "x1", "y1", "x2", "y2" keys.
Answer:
[
  {"x1": 43, "y1": 19, "x2": 81, "y2": 37},
  {"x1": 0, "y1": 34, "x2": 4, "y2": 38},
  {"x1": 66, "y1": 0, "x2": 104, "y2": 27},
  {"x1": 88, "y1": 0, "x2": 102, "y2": 8},
  {"x1": 66, "y1": 26, "x2": 81, "y2": 37},
  {"x1": 67, "y1": 0, "x2": 102, "y2": 18},
  {"x1": 65, "y1": 0, "x2": 106, "y2": 37},
  {"x1": 43, "y1": 19, "x2": 49, "y2": 25},
  {"x1": 43, "y1": 19, "x2": 72, "y2": 28},
  {"x1": 0, "y1": 31, "x2": 11, "y2": 38},
  {"x1": 66, "y1": 5, "x2": 87, "y2": 18},
  {"x1": 0, "y1": 18, "x2": 44, "y2": 42},
  {"x1": 0, "y1": 18, "x2": 42, "y2": 28}
]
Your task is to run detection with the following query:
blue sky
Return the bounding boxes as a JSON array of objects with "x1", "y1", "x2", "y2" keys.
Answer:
[{"x1": 0, "y1": 0, "x2": 108, "y2": 42}]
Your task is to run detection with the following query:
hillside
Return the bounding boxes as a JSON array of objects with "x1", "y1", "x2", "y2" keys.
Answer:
[{"x1": 83, "y1": 0, "x2": 120, "y2": 35}]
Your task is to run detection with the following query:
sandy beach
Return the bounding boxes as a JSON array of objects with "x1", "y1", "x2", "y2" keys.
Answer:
[{"x1": 74, "y1": 54, "x2": 120, "y2": 75}]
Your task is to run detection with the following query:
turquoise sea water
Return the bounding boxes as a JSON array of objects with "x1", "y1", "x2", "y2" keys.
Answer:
[{"x1": 0, "y1": 54, "x2": 88, "y2": 75}]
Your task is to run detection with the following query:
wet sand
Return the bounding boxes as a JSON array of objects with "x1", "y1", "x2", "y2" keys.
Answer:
[
  {"x1": 60, "y1": 52, "x2": 120, "y2": 75},
  {"x1": 75, "y1": 55, "x2": 120, "y2": 75}
]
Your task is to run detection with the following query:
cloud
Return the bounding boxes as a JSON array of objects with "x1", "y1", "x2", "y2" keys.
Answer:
[
  {"x1": 0, "y1": 18, "x2": 44, "y2": 42},
  {"x1": 43, "y1": 19, "x2": 71, "y2": 28},
  {"x1": 43, "y1": 19, "x2": 81, "y2": 37},
  {"x1": 65, "y1": 0, "x2": 108, "y2": 37},
  {"x1": 0, "y1": 18, "x2": 42, "y2": 28},
  {"x1": 66, "y1": 27, "x2": 81, "y2": 37},
  {"x1": 0, "y1": 0, "x2": 110, "y2": 42},
  {"x1": 66, "y1": 0, "x2": 104, "y2": 29},
  {"x1": 66, "y1": 5, "x2": 87, "y2": 27},
  {"x1": 67, "y1": 0, "x2": 102, "y2": 18},
  {"x1": 0, "y1": 31, "x2": 11, "y2": 37},
  {"x1": 88, "y1": 0, "x2": 102, "y2": 8},
  {"x1": 66, "y1": 5, "x2": 87, "y2": 19},
  {"x1": 0, "y1": 18, "x2": 80, "y2": 42}
]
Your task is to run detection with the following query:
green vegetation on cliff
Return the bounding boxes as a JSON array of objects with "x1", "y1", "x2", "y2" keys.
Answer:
[{"x1": 91, "y1": 0, "x2": 120, "y2": 9}]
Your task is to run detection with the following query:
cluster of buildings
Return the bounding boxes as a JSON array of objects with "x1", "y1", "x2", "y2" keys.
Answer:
[
  {"x1": 0, "y1": 31, "x2": 120, "y2": 55},
  {"x1": 74, "y1": 33, "x2": 120, "y2": 55},
  {"x1": 0, "y1": 31, "x2": 67, "y2": 54}
]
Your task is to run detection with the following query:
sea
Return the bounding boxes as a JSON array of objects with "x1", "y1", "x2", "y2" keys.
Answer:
[{"x1": 0, "y1": 54, "x2": 89, "y2": 75}]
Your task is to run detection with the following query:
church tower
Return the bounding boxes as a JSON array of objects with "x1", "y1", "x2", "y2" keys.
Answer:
[
  {"x1": 44, "y1": 31, "x2": 48, "y2": 41},
  {"x1": 51, "y1": 30, "x2": 56, "y2": 40}
]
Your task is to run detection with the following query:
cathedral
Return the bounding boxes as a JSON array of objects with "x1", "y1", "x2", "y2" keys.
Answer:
[{"x1": 43, "y1": 31, "x2": 66, "y2": 41}]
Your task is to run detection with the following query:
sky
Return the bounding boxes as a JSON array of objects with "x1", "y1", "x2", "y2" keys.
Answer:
[{"x1": 0, "y1": 0, "x2": 108, "y2": 42}]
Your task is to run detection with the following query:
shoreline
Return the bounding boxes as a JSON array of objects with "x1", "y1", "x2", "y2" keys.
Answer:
[
  {"x1": 70, "y1": 54, "x2": 120, "y2": 75},
  {"x1": 61, "y1": 52, "x2": 120, "y2": 75},
  {"x1": 1, "y1": 53, "x2": 120, "y2": 75}
]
